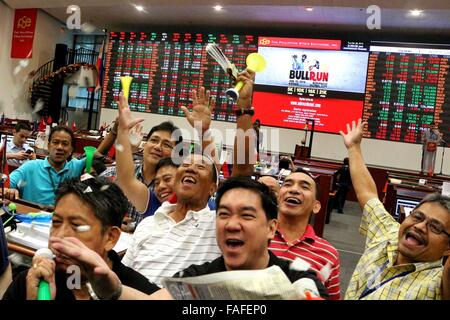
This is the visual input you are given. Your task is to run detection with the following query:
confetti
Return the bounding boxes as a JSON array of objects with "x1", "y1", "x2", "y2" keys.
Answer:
[
  {"x1": 76, "y1": 225, "x2": 91, "y2": 232},
  {"x1": 17, "y1": 179, "x2": 27, "y2": 188},
  {"x1": 13, "y1": 60, "x2": 29, "y2": 75},
  {"x1": 33, "y1": 99, "x2": 45, "y2": 114},
  {"x1": 83, "y1": 186, "x2": 93, "y2": 193},
  {"x1": 81, "y1": 22, "x2": 96, "y2": 33},
  {"x1": 115, "y1": 143, "x2": 124, "y2": 152},
  {"x1": 80, "y1": 173, "x2": 94, "y2": 181},
  {"x1": 290, "y1": 257, "x2": 311, "y2": 272},
  {"x1": 319, "y1": 263, "x2": 332, "y2": 282},
  {"x1": 100, "y1": 185, "x2": 110, "y2": 191}
]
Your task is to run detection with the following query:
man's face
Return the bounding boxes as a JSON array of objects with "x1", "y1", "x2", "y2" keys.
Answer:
[
  {"x1": 174, "y1": 154, "x2": 216, "y2": 205},
  {"x1": 154, "y1": 165, "x2": 177, "y2": 203},
  {"x1": 258, "y1": 176, "x2": 280, "y2": 198},
  {"x1": 216, "y1": 188, "x2": 277, "y2": 271},
  {"x1": 278, "y1": 172, "x2": 321, "y2": 219},
  {"x1": 48, "y1": 130, "x2": 73, "y2": 164},
  {"x1": 13, "y1": 129, "x2": 31, "y2": 147},
  {"x1": 49, "y1": 193, "x2": 115, "y2": 272},
  {"x1": 143, "y1": 131, "x2": 175, "y2": 167},
  {"x1": 398, "y1": 202, "x2": 450, "y2": 263}
]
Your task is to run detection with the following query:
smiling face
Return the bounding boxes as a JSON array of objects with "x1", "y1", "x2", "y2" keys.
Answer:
[
  {"x1": 174, "y1": 154, "x2": 216, "y2": 207},
  {"x1": 397, "y1": 202, "x2": 450, "y2": 264},
  {"x1": 216, "y1": 188, "x2": 277, "y2": 271},
  {"x1": 143, "y1": 131, "x2": 175, "y2": 168},
  {"x1": 154, "y1": 165, "x2": 177, "y2": 203},
  {"x1": 277, "y1": 172, "x2": 321, "y2": 220},
  {"x1": 49, "y1": 193, "x2": 118, "y2": 273}
]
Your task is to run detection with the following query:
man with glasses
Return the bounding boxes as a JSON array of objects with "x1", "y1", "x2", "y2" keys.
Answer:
[{"x1": 341, "y1": 119, "x2": 450, "y2": 300}]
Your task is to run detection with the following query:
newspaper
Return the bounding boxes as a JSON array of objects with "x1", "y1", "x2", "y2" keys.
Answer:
[{"x1": 161, "y1": 265, "x2": 299, "y2": 300}]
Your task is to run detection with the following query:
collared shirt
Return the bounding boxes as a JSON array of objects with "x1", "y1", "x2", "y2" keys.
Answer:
[
  {"x1": 174, "y1": 251, "x2": 329, "y2": 299},
  {"x1": 3, "y1": 250, "x2": 159, "y2": 300},
  {"x1": 9, "y1": 157, "x2": 86, "y2": 205},
  {"x1": 6, "y1": 140, "x2": 33, "y2": 167},
  {"x1": 269, "y1": 224, "x2": 341, "y2": 300},
  {"x1": 344, "y1": 198, "x2": 443, "y2": 300},
  {"x1": 121, "y1": 201, "x2": 221, "y2": 286},
  {"x1": 100, "y1": 162, "x2": 153, "y2": 225}
]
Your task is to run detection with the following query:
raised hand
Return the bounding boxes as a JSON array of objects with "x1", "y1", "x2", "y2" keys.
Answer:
[
  {"x1": 49, "y1": 236, "x2": 121, "y2": 300},
  {"x1": 339, "y1": 119, "x2": 366, "y2": 150},
  {"x1": 181, "y1": 87, "x2": 214, "y2": 133},
  {"x1": 235, "y1": 68, "x2": 255, "y2": 109},
  {"x1": 117, "y1": 91, "x2": 144, "y2": 131},
  {"x1": 129, "y1": 123, "x2": 144, "y2": 150}
]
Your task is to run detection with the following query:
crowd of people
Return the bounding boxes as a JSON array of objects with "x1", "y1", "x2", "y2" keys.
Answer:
[{"x1": 0, "y1": 69, "x2": 449, "y2": 300}]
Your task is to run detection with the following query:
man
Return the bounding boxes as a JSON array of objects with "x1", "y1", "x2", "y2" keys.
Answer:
[
  {"x1": 6, "y1": 125, "x2": 112, "y2": 206},
  {"x1": 258, "y1": 175, "x2": 280, "y2": 198},
  {"x1": 421, "y1": 121, "x2": 443, "y2": 175},
  {"x1": 6, "y1": 122, "x2": 35, "y2": 167},
  {"x1": 269, "y1": 170, "x2": 341, "y2": 299},
  {"x1": 102, "y1": 120, "x2": 183, "y2": 228},
  {"x1": 2, "y1": 177, "x2": 159, "y2": 300},
  {"x1": 334, "y1": 157, "x2": 351, "y2": 213},
  {"x1": 341, "y1": 119, "x2": 450, "y2": 300},
  {"x1": 49, "y1": 177, "x2": 328, "y2": 299}
]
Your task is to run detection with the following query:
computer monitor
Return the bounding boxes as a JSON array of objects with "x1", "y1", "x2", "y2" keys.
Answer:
[{"x1": 395, "y1": 198, "x2": 420, "y2": 220}]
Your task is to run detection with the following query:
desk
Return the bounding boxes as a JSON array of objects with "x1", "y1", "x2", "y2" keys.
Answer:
[{"x1": 6, "y1": 202, "x2": 131, "y2": 257}]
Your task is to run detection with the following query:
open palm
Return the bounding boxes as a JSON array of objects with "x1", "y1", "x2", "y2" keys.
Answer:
[
  {"x1": 339, "y1": 119, "x2": 366, "y2": 149},
  {"x1": 181, "y1": 87, "x2": 214, "y2": 132},
  {"x1": 118, "y1": 92, "x2": 144, "y2": 130}
]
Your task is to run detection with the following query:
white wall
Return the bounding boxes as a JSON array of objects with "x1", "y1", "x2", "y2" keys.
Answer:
[
  {"x1": 99, "y1": 108, "x2": 450, "y2": 175},
  {"x1": 0, "y1": 4, "x2": 73, "y2": 120}
]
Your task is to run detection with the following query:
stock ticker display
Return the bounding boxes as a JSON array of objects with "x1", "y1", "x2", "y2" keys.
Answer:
[
  {"x1": 364, "y1": 44, "x2": 450, "y2": 146},
  {"x1": 101, "y1": 32, "x2": 449, "y2": 146},
  {"x1": 101, "y1": 31, "x2": 257, "y2": 122}
]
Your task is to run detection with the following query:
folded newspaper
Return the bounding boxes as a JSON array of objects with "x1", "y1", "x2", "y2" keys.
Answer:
[{"x1": 161, "y1": 265, "x2": 299, "y2": 300}]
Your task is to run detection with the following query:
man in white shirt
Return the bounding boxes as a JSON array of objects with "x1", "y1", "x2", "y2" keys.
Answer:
[{"x1": 6, "y1": 122, "x2": 35, "y2": 167}]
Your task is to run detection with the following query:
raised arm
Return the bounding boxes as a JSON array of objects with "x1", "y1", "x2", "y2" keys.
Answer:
[
  {"x1": 181, "y1": 87, "x2": 220, "y2": 170},
  {"x1": 339, "y1": 119, "x2": 377, "y2": 208},
  {"x1": 232, "y1": 69, "x2": 257, "y2": 177},
  {"x1": 115, "y1": 92, "x2": 149, "y2": 212}
]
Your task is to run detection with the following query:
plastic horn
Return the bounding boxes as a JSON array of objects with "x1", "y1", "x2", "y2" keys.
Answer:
[
  {"x1": 84, "y1": 146, "x2": 97, "y2": 174},
  {"x1": 36, "y1": 248, "x2": 54, "y2": 300},
  {"x1": 225, "y1": 53, "x2": 266, "y2": 101},
  {"x1": 120, "y1": 76, "x2": 133, "y2": 101}
]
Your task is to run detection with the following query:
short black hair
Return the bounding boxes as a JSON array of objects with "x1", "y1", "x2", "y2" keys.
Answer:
[
  {"x1": 155, "y1": 157, "x2": 179, "y2": 173},
  {"x1": 146, "y1": 121, "x2": 183, "y2": 147},
  {"x1": 416, "y1": 193, "x2": 450, "y2": 214},
  {"x1": 15, "y1": 121, "x2": 31, "y2": 133},
  {"x1": 55, "y1": 177, "x2": 128, "y2": 232},
  {"x1": 289, "y1": 168, "x2": 321, "y2": 200},
  {"x1": 48, "y1": 125, "x2": 75, "y2": 149},
  {"x1": 215, "y1": 177, "x2": 278, "y2": 220}
]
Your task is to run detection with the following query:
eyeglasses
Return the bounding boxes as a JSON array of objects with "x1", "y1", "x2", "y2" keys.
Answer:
[
  {"x1": 147, "y1": 137, "x2": 174, "y2": 151},
  {"x1": 408, "y1": 210, "x2": 450, "y2": 237}
]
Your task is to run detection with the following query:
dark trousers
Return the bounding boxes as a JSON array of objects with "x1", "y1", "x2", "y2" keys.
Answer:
[{"x1": 335, "y1": 186, "x2": 349, "y2": 213}]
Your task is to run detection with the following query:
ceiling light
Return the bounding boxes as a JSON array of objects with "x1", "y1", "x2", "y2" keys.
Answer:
[
  {"x1": 305, "y1": 7, "x2": 314, "y2": 12},
  {"x1": 214, "y1": 5, "x2": 223, "y2": 11},
  {"x1": 409, "y1": 9, "x2": 423, "y2": 16},
  {"x1": 135, "y1": 5, "x2": 145, "y2": 12}
]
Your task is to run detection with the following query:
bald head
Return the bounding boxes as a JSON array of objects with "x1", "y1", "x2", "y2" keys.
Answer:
[{"x1": 258, "y1": 175, "x2": 280, "y2": 198}]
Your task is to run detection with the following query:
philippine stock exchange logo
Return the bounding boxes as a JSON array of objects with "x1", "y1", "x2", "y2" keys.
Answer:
[
  {"x1": 259, "y1": 38, "x2": 271, "y2": 46},
  {"x1": 17, "y1": 15, "x2": 32, "y2": 29},
  {"x1": 289, "y1": 54, "x2": 329, "y2": 88}
]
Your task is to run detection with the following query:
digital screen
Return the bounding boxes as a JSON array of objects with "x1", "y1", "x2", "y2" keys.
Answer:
[
  {"x1": 253, "y1": 37, "x2": 369, "y2": 133},
  {"x1": 395, "y1": 198, "x2": 420, "y2": 219},
  {"x1": 363, "y1": 43, "x2": 450, "y2": 146},
  {"x1": 101, "y1": 31, "x2": 257, "y2": 122}
]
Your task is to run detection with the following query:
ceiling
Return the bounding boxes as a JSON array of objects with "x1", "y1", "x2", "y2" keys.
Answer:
[{"x1": 4, "y1": 0, "x2": 450, "y2": 35}]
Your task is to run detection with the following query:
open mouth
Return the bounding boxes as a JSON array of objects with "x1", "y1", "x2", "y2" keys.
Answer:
[
  {"x1": 226, "y1": 239, "x2": 244, "y2": 249},
  {"x1": 404, "y1": 231, "x2": 426, "y2": 247},
  {"x1": 285, "y1": 197, "x2": 301, "y2": 205},
  {"x1": 182, "y1": 176, "x2": 197, "y2": 185},
  {"x1": 158, "y1": 191, "x2": 172, "y2": 200}
]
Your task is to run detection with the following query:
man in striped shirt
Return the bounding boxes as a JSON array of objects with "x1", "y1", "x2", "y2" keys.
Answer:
[
  {"x1": 341, "y1": 119, "x2": 450, "y2": 300},
  {"x1": 269, "y1": 170, "x2": 341, "y2": 299}
]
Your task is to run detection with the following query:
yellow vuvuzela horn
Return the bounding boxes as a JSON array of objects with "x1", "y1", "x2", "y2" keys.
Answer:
[
  {"x1": 120, "y1": 76, "x2": 133, "y2": 101},
  {"x1": 225, "y1": 53, "x2": 266, "y2": 101}
]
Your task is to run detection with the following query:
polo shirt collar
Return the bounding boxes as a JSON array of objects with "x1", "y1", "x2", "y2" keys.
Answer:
[
  {"x1": 44, "y1": 156, "x2": 69, "y2": 173},
  {"x1": 276, "y1": 224, "x2": 317, "y2": 244},
  {"x1": 154, "y1": 201, "x2": 211, "y2": 223}
]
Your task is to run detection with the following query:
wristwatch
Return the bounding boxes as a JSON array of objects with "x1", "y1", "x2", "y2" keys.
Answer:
[{"x1": 235, "y1": 108, "x2": 255, "y2": 117}]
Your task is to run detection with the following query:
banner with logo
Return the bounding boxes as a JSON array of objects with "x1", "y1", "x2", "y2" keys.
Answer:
[{"x1": 10, "y1": 8, "x2": 38, "y2": 59}]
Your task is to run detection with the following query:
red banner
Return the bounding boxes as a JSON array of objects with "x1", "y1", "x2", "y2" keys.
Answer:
[{"x1": 10, "y1": 8, "x2": 38, "y2": 59}]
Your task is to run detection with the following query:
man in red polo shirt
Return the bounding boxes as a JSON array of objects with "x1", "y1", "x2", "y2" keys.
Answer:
[{"x1": 269, "y1": 169, "x2": 341, "y2": 299}]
